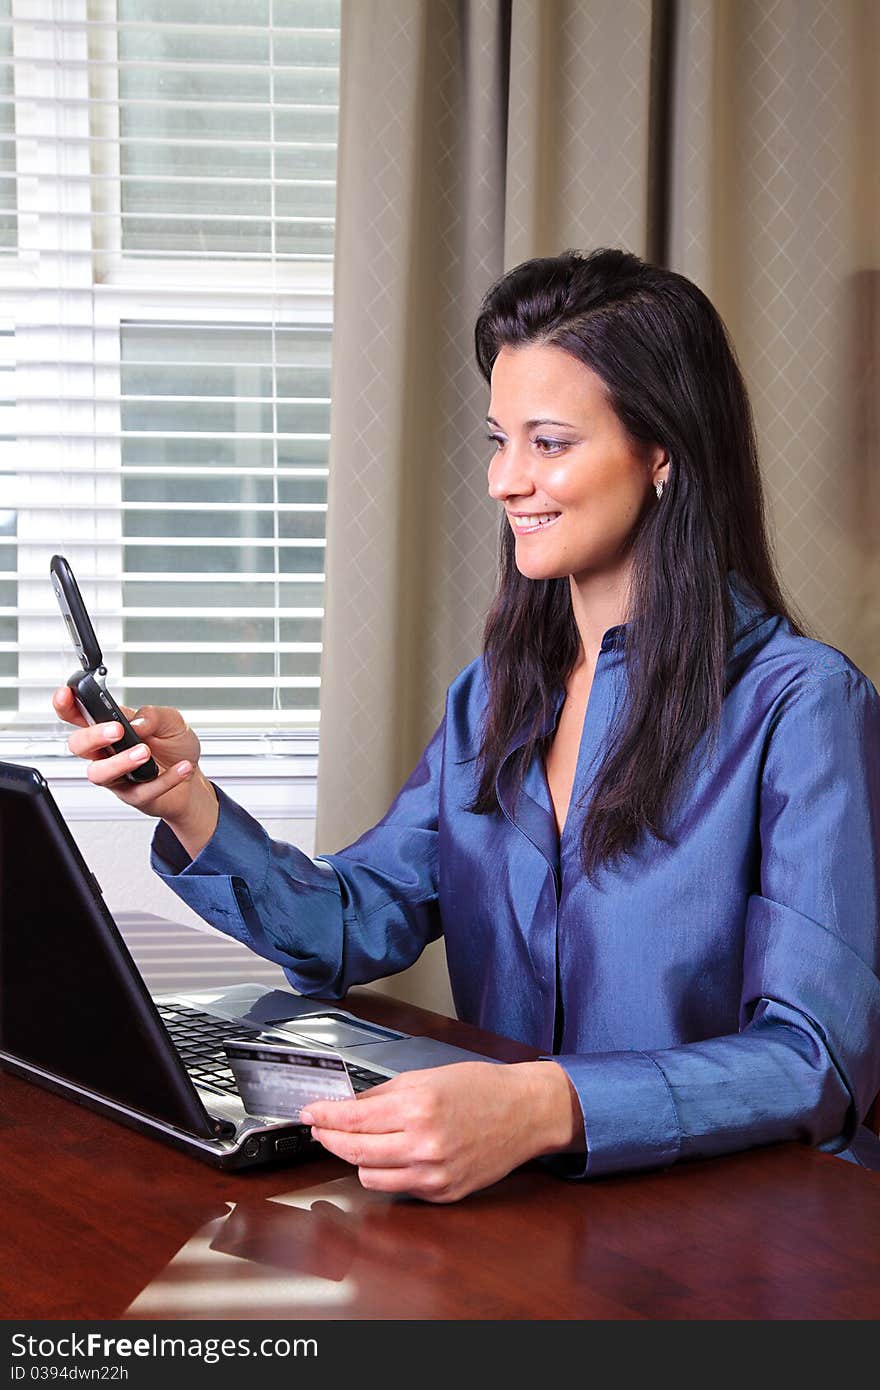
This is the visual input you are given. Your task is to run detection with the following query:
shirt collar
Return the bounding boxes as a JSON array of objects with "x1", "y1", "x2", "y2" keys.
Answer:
[
  {"x1": 494, "y1": 569, "x2": 774, "y2": 867},
  {"x1": 597, "y1": 569, "x2": 767, "y2": 654},
  {"x1": 727, "y1": 569, "x2": 773, "y2": 651},
  {"x1": 500, "y1": 569, "x2": 772, "y2": 755}
]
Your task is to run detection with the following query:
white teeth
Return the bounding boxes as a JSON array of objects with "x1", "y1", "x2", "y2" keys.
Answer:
[{"x1": 512, "y1": 513, "x2": 560, "y2": 528}]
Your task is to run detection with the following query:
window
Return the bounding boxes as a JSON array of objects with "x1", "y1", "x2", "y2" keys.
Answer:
[
  {"x1": 0, "y1": 0, "x2": 14, "y2": 252},
  {"x1": 0, "y1": 0, "x2": 339, "y2": 756}
]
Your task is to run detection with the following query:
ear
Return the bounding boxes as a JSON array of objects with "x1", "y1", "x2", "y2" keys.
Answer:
[{"x1": 649, "y1": 445, "x2": 670, "y2": 487}]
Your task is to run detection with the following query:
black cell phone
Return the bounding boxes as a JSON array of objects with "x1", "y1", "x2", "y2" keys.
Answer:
[{"x1": 50, "y1": 554, "x2": 159, "y2": 783}]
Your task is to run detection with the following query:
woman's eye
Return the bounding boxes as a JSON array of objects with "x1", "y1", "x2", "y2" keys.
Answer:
[{"x1": 485, "y1": 433, "x2": 570, "y2": 455}]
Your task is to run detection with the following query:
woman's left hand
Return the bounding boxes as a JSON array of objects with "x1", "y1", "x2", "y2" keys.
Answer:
[{"x1": 300, "y1": 1059, "x2": 583, "y2": 1203}]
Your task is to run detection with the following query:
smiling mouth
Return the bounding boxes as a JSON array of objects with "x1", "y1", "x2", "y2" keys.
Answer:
[{"x1": 510, "y1": 512, "x2": 562, "y2": 534}]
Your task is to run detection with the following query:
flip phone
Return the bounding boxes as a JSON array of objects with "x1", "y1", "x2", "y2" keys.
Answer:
[{"x1": 50, "y1": 554, "x2": 159, "y2": 783}]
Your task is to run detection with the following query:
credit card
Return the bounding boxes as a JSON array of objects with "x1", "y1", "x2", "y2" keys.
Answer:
[{"x1": 224, "y1": 1036, "x2": 355, "y2": 1121}]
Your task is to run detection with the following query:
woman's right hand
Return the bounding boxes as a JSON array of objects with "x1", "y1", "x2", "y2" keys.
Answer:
[{"x1": 52, "y1": 686, "x2": 219, "y2": 855}]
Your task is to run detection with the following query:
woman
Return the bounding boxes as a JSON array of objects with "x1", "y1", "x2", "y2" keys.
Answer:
[{"x1": 54, "y1": 248, "x2": 880, "y2": 1202}]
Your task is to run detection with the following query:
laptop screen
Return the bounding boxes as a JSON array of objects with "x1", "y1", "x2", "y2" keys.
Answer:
[{"x1": 0, "y1": 761, "x2": 214, "y2": 1139}]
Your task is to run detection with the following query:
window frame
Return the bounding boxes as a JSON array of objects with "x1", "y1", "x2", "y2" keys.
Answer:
[{"x1": 0, "y1": 0, "x2": 336, "y2": 791}]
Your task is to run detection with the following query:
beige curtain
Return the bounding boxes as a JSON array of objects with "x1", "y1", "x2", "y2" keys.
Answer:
[{"x1": 317, "y1": 0, "x2": 880, "y2": 1012}]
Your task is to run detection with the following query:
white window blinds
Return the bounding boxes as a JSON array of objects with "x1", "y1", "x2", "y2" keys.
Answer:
[
  {"x1": 0, "y1": 0, "x2": 338, "y2": 735},
  {"x1": 0, "y1": 0, "x2": 14, "y2": 252}
]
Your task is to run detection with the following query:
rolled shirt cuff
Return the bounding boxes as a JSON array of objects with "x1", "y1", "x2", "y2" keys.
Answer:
[
  {"x1": 151, "y1": 782, "x2": 270, "y2": 884},
  {"x1": 543, "y1": 1050, "x2": 682, "y2": 1178}
]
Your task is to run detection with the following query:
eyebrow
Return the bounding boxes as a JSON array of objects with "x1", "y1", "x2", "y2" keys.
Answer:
[{"x1": 485, "y1": 416, "x2": 579, "y2": 430}]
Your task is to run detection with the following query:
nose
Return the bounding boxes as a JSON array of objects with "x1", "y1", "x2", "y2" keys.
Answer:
[{"x1": 487, "y1": 440, "x2": 536, "y2": 503}]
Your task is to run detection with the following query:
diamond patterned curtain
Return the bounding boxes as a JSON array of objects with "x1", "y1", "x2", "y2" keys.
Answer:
[{"x1": 318, "y1": 0, "x2": 880, "y2": 1010}]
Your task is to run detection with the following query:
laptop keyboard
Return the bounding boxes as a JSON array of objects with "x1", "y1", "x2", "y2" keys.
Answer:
[{"x1": 157, "y1": 1002, "x2": 387, "y2": 1096}]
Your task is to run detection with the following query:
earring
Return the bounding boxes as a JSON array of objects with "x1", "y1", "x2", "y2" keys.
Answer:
[{"x1": 655, "y1": 479, "x2": 665, "y2": 500}]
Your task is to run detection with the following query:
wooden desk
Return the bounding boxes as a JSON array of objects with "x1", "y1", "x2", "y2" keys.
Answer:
[{"x1": 2, "y1": 923, "x2": 880, "y2": 1320}]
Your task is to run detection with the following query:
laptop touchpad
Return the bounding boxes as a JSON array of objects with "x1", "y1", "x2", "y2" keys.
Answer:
[{"x1": 270, "y1": 1012, "x2": 406, "y2": 1049}]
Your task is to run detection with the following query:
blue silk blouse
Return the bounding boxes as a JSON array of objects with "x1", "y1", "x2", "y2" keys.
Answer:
[{"x1": 151, "y1": 571, "x2": 880, "y2": 1176}]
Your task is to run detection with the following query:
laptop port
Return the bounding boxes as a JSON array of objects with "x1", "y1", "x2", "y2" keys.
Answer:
[{"x1": 274, "y1": 1134, "x2": 303, "y2": 1155}]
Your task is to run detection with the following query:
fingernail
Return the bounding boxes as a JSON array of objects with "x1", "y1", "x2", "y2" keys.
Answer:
[
  {"x1": 130, "y1": 717, "x2": 146, "y2": 727},
  {"x1": 299, "y1": 1109, "x2": 314, "y2": 1125},
  {"x1": 129, "y1": 744, "x2": 150, "y2": 762},
  {"x1": 106, "y1": 723, "x2": 122, "y2": 739},
  {"x1": 176, "y1": 761, "x2": 191, "y2": 777}
]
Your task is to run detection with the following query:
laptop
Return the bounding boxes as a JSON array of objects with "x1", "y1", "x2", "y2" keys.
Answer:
[{"x1": 0, "y1": 759, "x2": 494, "y2": 1169}]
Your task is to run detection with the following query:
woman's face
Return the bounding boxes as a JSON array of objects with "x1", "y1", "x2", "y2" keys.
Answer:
[{"x1": 486, "y1": 342, "x2": 665, "y2": 585}]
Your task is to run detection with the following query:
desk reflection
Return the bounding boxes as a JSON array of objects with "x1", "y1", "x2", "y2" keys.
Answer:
[
  {"x1": 124, "y1": 1169, "x2": 589, "y2": 1321},
  {"x1": 121, "y1": 1148, "x2": 880, "y2": 1321}
]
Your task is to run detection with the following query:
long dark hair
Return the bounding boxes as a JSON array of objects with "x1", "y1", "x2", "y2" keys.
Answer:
[{"x1": 469, "y1": 247, "x2": 814, "y2": 884}]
